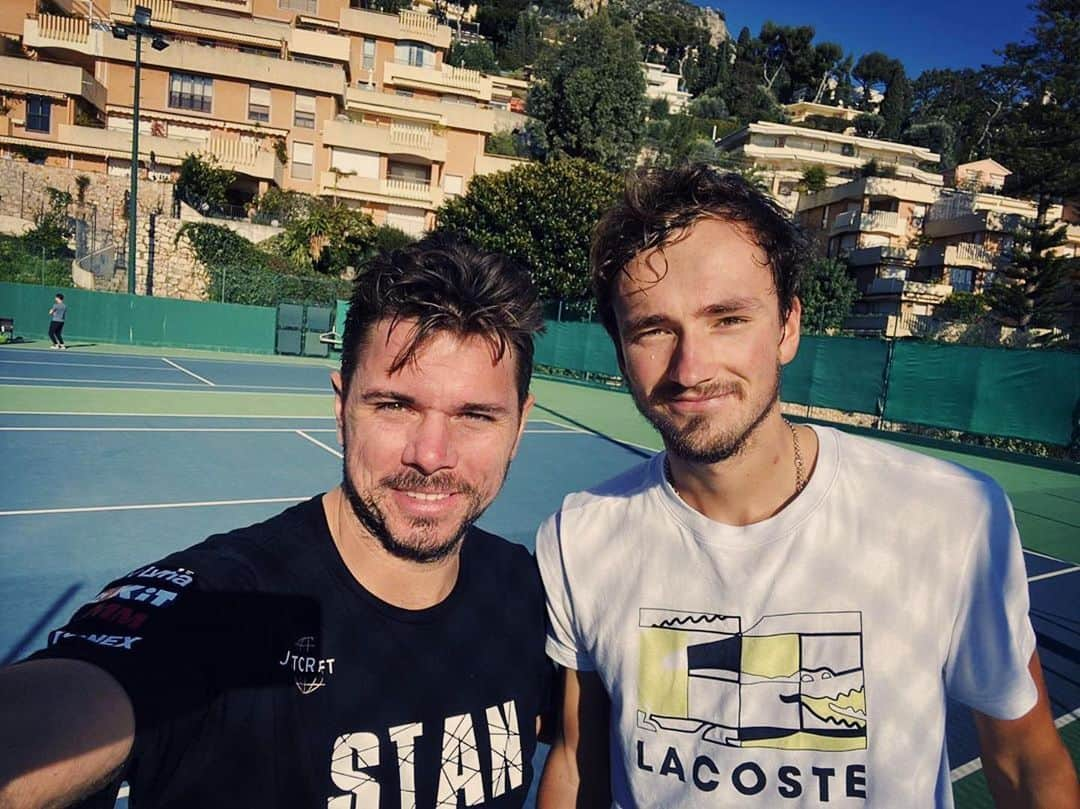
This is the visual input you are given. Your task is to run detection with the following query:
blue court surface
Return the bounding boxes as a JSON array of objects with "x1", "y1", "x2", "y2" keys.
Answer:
[{"x1": 1, "y1": 344, "x2": 1077, "y2": 807}]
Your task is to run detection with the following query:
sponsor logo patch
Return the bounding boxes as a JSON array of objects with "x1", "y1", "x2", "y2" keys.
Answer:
[
  {"x1": 49, "y1": 630, "x2": 141, "y2": 650},
  {"x1": 93, "y1": 584, "x2": 178, "y2": 608},
  {"x1": 279, "y1": 636, "x2": 336, "y2": 694}
]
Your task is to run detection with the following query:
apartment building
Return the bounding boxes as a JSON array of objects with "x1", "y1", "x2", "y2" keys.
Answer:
[
  {"x1": 642, "y1": 62, "x2": 690, "y2": 114},
  {"x1": 1, "y1": 0, "x2": 521, "y2": 235},
  {"x1": 796, "y1": 160, "x2": 1080, "y2": 336},
  {"x1": 718, "y1": 115, "x2": 942, "y2": 211}
]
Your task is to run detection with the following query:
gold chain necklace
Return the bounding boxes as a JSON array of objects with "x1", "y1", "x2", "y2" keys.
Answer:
[{"x1": 663, "y1": 420, "x2": 806, "y2": 496}]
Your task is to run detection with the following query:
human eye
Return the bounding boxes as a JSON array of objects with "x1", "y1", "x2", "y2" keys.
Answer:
[
  {"x1": 373, "y1": 400, "x2": 409, "y2": 414},
  {"x1": 459, "y1": 410, "x2": 497, "y2": 423},
  {"x1": 630, "y1": 326, "x2": 669, "y2": 343}
]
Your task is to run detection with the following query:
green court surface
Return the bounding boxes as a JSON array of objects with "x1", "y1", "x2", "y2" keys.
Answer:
[{"x1": 1, "y1": 340, "x2": 1077, "y2": 808}]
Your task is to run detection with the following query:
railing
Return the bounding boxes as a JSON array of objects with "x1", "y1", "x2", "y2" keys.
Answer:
[
  {"x1": 208, "y1": 135, "x2": 259, "y2": 168},
  {"x1": 947, "y1": 242, "x2": 996, "y2": 267},
  {"x1": 831, "y1": 209, "x2": 902, "y2": 233},
  {"x1": 35, "y1": 13, "x2": 90, "y2": 44},
  {"x1": 443, "y1": 64, "x2": 482, "y2": 92},
  {"x1": 389, "y1": 122, "x2": 433, "y2": 150},
  {"x1": 124, "y1": 0, "x2": 173, "y2": 22},
  {"x1": 384, "y1": 177, "x2": 432, "y2": 201},
  {"x1": 399, "y1": 9, "x2": 439, "y2": 36}
]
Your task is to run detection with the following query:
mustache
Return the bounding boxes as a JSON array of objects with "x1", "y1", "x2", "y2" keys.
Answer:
[
  {"x1": 381, "y1": 469, "x2": 478, "y2": 496},
  {"x1": 647, "y1": 380, "x2": 741, "y2": 406}
]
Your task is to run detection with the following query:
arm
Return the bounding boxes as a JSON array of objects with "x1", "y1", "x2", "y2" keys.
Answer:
[
  {"x1": 973, "y1": 652, "x2": 1079, "y2": 809},
  {"x1": 538, "y1": 668, "x2": 611, "y2": 809},
  {"x1": 0, "y1": 659, "x2": 134, "y2": 809}
]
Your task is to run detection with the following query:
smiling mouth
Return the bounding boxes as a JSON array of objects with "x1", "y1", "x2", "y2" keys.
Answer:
[{"x1": 400, "y1": 491, "x2": 453, "y2": 502}]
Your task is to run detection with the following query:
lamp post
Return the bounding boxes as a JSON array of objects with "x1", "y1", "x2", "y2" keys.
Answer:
[{"x1": 113, "y1": 6, "x2": 167, "y2": 295}]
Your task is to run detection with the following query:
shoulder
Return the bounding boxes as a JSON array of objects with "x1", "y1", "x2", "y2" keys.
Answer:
[
  {"x1": 465, "y1": 527, "x2": 537, "y2": 580},
  {"x1": 152, "y1": 497, "x2": 328, "y2": 592},
  {"x1": 826, "y1": 427, "x2": 1010, "y2": 515}
]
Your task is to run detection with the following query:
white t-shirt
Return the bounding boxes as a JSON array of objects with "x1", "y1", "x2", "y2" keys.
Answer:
[{"x1": 537, "y1": 426, "x2": 1037, "y2": 808}]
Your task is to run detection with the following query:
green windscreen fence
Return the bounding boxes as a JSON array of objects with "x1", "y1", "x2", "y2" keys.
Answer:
[
  {"x1": 0, "y1": 282, "x2": 276, "y2": 354},
  {"x1": 884, "y1": 342, "x2": 1080, "y2": 446},
  {"x1": 782, "y1": 336, "x2": 889, "y2": 415},
  {"x1": 535, "y1": 320, "x2": 621, "y2": 377}
]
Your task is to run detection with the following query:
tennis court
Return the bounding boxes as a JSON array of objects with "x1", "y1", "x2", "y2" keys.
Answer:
[{"x1": 0, "y1": 341, "x2": 1076, "y2": 808}]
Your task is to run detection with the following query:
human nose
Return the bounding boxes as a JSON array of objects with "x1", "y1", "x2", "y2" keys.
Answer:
[
  {"x1": 666, "y1": 328, "x2": 714, "y2": 389},
  {"x1": 401, "y1": 413, "x2": 458, "y2": 475}
]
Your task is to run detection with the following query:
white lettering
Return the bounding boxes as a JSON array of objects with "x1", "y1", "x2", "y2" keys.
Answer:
[
  {"x1": 486, "y1": 701, "x2": 523, "y2": 797},
  {"x1": 94, "y1": 584, "x2": 177, "y2": 608},
  {"x1": 389, "y1": 722, "x2": 424, "y2": 809},
  {"x1": 330, "y1": 732, "x2": 380, "y2": 807},
  {"x1": 49, "y1": 630, "x2": 141, "y2": 650},
  {"x1": 436, "y1": 713, "x2": 483, "y2": 807}
]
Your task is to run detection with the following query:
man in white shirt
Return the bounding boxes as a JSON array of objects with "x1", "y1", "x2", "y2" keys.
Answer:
[{"x1": 536, "y1": 164, "x2": 1078, "y2": 808}]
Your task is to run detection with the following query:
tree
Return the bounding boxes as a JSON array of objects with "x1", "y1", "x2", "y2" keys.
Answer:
[
  {"x1": 853, "y1": 113, "x2": 884, "y2": 138},
  {"x1": 643, "y1": 113, "x2": 723, "y2": 168},
  {"x1": 265, "y1": 197, "x2": 376, "y2": 276},
  {"x1": 683, "y1": 41, "x2": 729, "y2": 97},
  {"x1": 805, "y1": 42, "x2": 846, "y2": 104},
  {"x1": 992, "y1": 0, "x2": 1080, "y2": 219},
  {"x1": 986, "y1": 218, "x2": 1078, "y2": 330},
  {"x1": 757, "y1": 22, "x2": 816, "y2": 103},
  {"x1": 477, "y1": 0, "x2": 530, "y2": 52},
  {"x1": 910, "y1": 68, "x2": 1009, "y2": 165},
  {"x1": 800, "y1": 165, "x2": 828, "y2": 192},
  {"x1": 176, "y1": 153, "x2": 234, "y2": 216},
  {"x1": 435, "y1": 158, "x2": 622, "y2": 300},
  {"x1": 799, "y1": 257, "x2": 859, "y2": 332},
  {"x1": 879, "y1": 65, "x2": 912, "y2": 140},
  {"x1": 527, "y1": 12, "x2": 647, "y2": 171},
  {"x1": 903, "y1": 121, "x2": 957, "y2": 165},
  {"x1": 447, "y1": 40, "x2": 499, "y2": 72},
  {"x1": 852, "y1": 51, "x2": 897, "y2": 110},
  {"x1": 499, "y1": 11, "x2": 543, "y2": 70}
]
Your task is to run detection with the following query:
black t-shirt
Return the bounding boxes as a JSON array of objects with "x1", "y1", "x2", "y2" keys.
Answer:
[{"x1": 31, "y1": 497, "x2": 552, "y2": 808}]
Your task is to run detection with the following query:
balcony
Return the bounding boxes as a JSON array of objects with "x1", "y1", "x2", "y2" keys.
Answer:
[
  {"x1": 383, "y1": 61, "x2": 492, "y2": 101},
  {"x1": 319, "y1": 171, "x2": 444, "y2": 208},
  {"x1": 322, "y1": 118, "x2": 447, "y2": 162},
  {"x1": 0, "y1": 56, "x2": 107, "y2": 112},
  {"x1": 865, "y1": 277, "x2": 952, "y2": 302},
  {"x1": 23, "y1": 14, "x2": 104, "y2": 57},
  {"x1": 111, "y1": 0, "x2": 286, "y2": 49},
  {"x1": 917, "y1": 242, "x2": 1000, "y2": 270},
  {"x1": 98, "y1": 37, "x2": 345, "y2": 95},
  {"x1": 344, "y1": 85, "x2": 496, "y2": 133},
  {"x1": 288, "y1": 28, "x2": 350, "y2": 64},
  {"x1": 830, "y1": 209, "x2": 906, "y2": 237},
  {"x1": 843, "y1": 245, "x2": 915, "y2": 267},
  {"x1": 43, "y1": 123, "x2": 283, "y2": 182},
  {"x1": 339, "y1": 8, "x2": 450, "y2": 49}
]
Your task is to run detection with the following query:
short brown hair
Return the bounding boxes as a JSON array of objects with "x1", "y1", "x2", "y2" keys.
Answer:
[
  {"x1": 591, "y1": 164, "x2": 807, "y2": 341},
  {"x1": 340, "y1": 233, "x2": 544, "y2": 405}
]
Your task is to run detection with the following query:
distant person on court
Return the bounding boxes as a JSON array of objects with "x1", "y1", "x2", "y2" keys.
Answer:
[
  {"x1": 536, "y1": 165, "x2": 1078, "y2": 808},
  {"x1": 48, "y1": 293, "x2": 66, "y2": 349},
  {"x1": 0, "y1": 235, "x2": 552, "y2": 808}
]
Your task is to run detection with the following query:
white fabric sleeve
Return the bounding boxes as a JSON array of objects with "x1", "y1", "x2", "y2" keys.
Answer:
[
  {"x1": 535, "y1": 510, "x2": 596, "y2": 672},
  {"x1": 944, "y1": 483, "x2": 1038, "y2": 719}
]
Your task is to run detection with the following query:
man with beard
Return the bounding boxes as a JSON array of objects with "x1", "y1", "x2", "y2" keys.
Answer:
[
  {"x1": 0, "y1": 235, "x2": 552, "y2": 809},
  {"x1": 535, "y1": 166, "x2": 1077, "y2": 808}
]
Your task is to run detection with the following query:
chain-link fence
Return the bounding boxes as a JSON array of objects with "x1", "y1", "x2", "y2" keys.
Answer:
[{"x1": 206, "y1": 263, "x2": 352, "y2": 308}]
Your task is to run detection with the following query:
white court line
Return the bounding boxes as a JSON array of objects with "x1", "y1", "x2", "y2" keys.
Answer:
[
  {"x1": 295, "y1": 429, "x2": 343, "y2": 458},
  {"x1": 0, "y1": 496, "x2": 307, "y2": 517},
  {"x1": 952, "y1": 708, "x2": 1080, "y2": 783},
  {"x1": 0, "y1": 381, "x2": 327, "y2": 394},
  {"x1": 162, "y1": 357, "x2": 215, "y2": 386},
  {"x1": 1028, "y1": 565, "x2": 1080, "y2": 583},
  {"x1": 0, "y1": 410, "x2": 335, "y2": 419},
  {"x1": 0, "y1": 359, "x2": 178, "y2": 371},
  {"x1": 0, "y1": 426, "x2": 338, "y2": 433},
  {"x1": 1025, "y1": 547, "x2": 1074, "y2": 566}
]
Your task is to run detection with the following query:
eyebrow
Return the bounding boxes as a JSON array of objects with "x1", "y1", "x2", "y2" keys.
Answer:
[{"x1": 623, "y1": 298, "x2": 763, "y2": 334}]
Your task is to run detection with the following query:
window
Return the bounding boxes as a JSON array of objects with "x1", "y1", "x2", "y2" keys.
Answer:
[
  {"x1": 331, "y1": 147, "x2": 378, "y2": 178},
  {"x1": 388, "y1": 161, "x2": 429, "y2": 184},
  {"x1": 294, "y1": 93, "x2": 316, "y2": 128},
  {"x1": 196, "y1": 37, "x2": 216, "y2": 47},
  {"x1": 443, "y1": 174, "x2": 463, "y2": 196},
  {"x1": 841, "y1": 143, "x2": 856, "y2": 157},
  {"x1": 395, "y1": 90, "x2": 413, "y2": 98},
  {"x1": 396, "y1": 42, "x2": 432, "y2": 68},
  {"x1": 292, "y1": 142, "x2": 314, "y2": 180},
  {"x1": 248, "y1": 85, "x2": 270, "y2": 122},
  {"x1": 362, "y1": 39, "x2": 375, "y2": 70},
  {"x1": 169, "y1": 73, "x2": 212, "y2": 113},
  {"x1": 279, "y1": 0, "x2": 316, "y2": 11},
  {"x1": 949, "y1": 268, "x2": 974, "y2": 292},
  {"x1": 26, "y1": 96, "x2": 51, "y2": 132}
]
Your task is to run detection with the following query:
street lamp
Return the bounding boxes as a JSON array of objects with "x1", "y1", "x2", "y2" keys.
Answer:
[{"x1": 113, "y1": 6, "x2": 168, "y2": 295}]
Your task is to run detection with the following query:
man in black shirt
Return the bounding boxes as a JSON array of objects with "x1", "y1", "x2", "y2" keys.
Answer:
[{"x1": 0, "y1": 235, "x2": 552, "y2": 809}]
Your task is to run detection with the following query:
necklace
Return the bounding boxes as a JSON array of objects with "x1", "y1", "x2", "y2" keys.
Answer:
[{"x1": 663, "y1": 420, "x2": 807, "y2": 496}]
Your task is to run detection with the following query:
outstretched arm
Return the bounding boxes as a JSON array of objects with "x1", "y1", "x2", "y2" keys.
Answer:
[
  {"x1": 973, "y1": 652, "x2": 1079, "y2": 809},
  {"x1": 538, "y1": 667, "x2": 611, "y2": 809},
  {"x1": 0, "y1": 659, "x2": 134, "y2": 809}
]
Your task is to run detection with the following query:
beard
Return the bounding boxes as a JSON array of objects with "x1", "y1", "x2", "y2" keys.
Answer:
[
  {"x1": 341, "y1": 460, "x2": 486, "y2": 564},
  {"x1": 630, "y1": 366, "x2": 782, "y2": 464}
]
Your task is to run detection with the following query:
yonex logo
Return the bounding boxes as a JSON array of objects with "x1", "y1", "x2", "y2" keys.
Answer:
[
  {"x1": 93, "y1": 584, "x2": 178, "y2": 608},
  {"x1": 50, "y1": 630, "x2": 141, "y2": 650}
]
